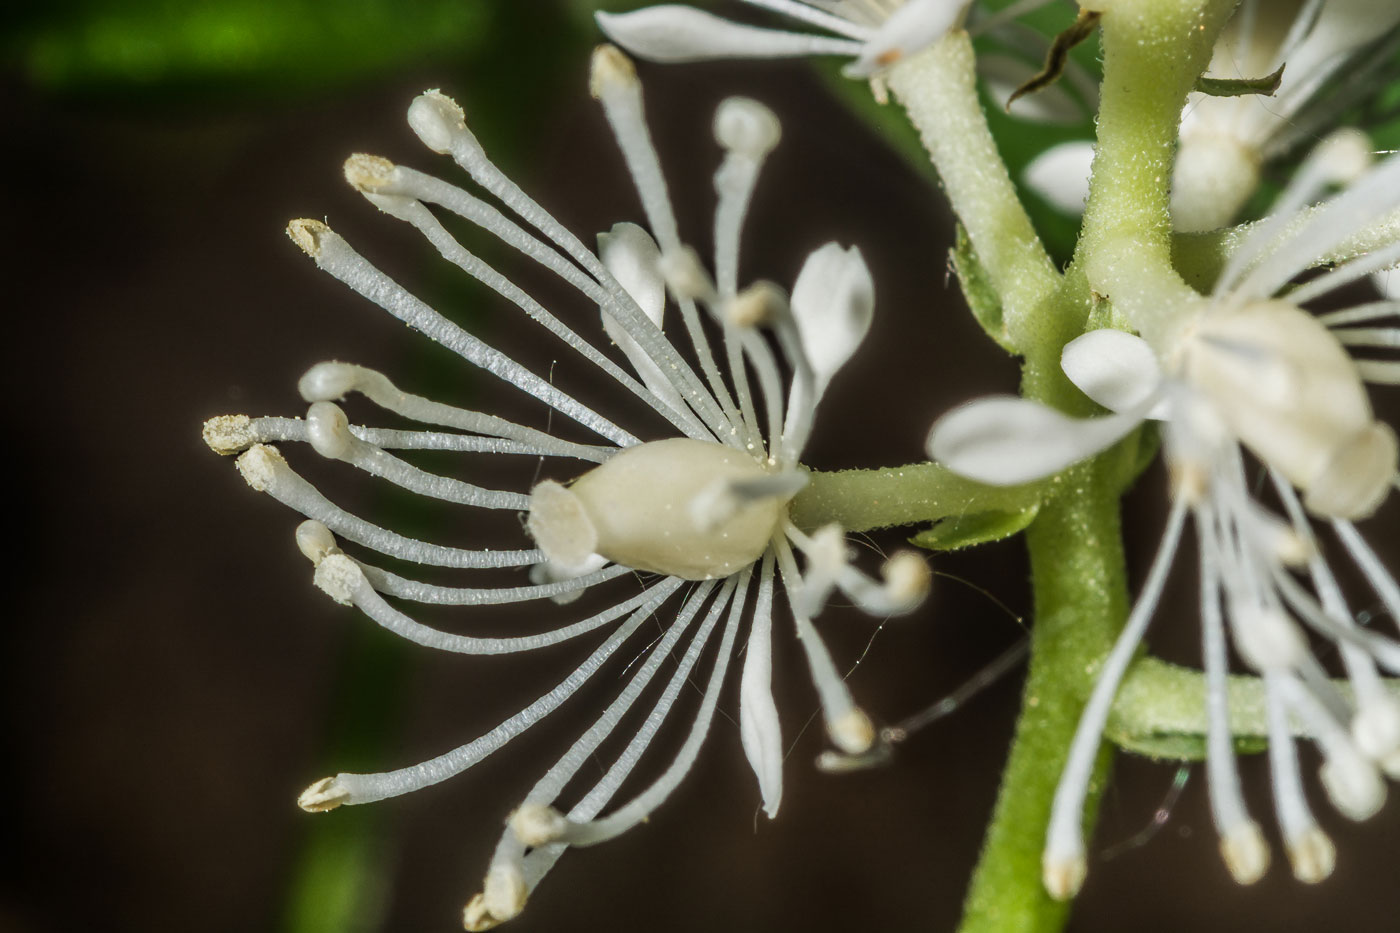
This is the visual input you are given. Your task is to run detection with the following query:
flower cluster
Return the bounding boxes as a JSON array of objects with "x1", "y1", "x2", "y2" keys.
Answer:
[
  {"x1": 930, "y1": 133, "x2": 1400, "y2": 893},
  {"x1": 204, "y1": 46, "x2": 929, "y2": 928}
]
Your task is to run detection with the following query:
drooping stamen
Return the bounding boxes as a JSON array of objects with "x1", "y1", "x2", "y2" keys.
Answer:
[
  {"x1": 773, "y1": 534, "x2": 876, "y2": 755},
  {"x1": 534, "y1": 567, "x2": 752, "y2": 848},
  {"x1": 235, "y1": 445, "x2": 538, "y2": 569},
  {"x1": 299, "y1": 580, "x2": 681, "y2": 807},
  {"x1": 1043, "y1": 497, "x2": 1189, "y2": 900},
  {"x1": 738, "y1": 551, "x2": 783, "y2": 818},
  {"x1": 1275, "y1": 672, "x2": 1387, "y2": 821},
  {"x1": 298, "y1": 362, "x2": 612, "y2": 462},
  {"x1": 303, "y1": 402, "x2": 530, "y2": 510},
  {"x1": 1264, "y1": 673, "x2": 1335, "y2": 883},
  {"x1": 286, "y1": 219, "x2": 638, "y2": 447},
  {"x1": 1199, "y1": 506, "x2": 1269, "y2": 884}
]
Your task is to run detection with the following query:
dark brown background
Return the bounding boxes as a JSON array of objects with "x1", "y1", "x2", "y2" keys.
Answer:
[{"x1": 7, "y1": 5, "x2": 1400, "y2": 931}]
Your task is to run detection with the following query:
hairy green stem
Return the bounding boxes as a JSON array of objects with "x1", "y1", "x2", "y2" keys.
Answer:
[
  {"x1": 1073, "y1": 0, "x2": 1237, "y2": 346},
  {"x1": 1108, "y1": 657, "x2": 1400, "y2": 759},
  {"x1": 957, "y1": 461, "x2": 1129, "y2": 933},
  {"x1": 950, "y1": 4, "x2": 1238, "y2": 932},
  {"x1": 789, "y1": 463, "x2": 1045, "y2": 533},
  {"x1": 887, "y1": 32, "x2": 1062, "y2": 356}
]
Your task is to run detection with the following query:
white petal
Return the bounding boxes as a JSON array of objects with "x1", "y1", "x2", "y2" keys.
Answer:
[
  {"x1": 1060, "y1": 329, "x2": 1162, "y2": 414},
  {"x1": 1024, "y1": 141, "x2": 1095, "y2": 215},
  {"x1": 598, "y1": 223, "x2": 690, "y2": 411},
  {"x1": 979, "y1": 55, "x2": 1085, "y2": 126},
  {"x1": 599, "y1": 221, "x2": 665, "y2": 328},
  {"x1": 843, "y1": 0, "x2": 967, "y2": 77},
  {"x1": 927, "y1": 396, "x2": 1145, "y2": 485},
  {"x1": 791, "y1": 243, "x2": 875, "y2": 392},
  {"x1": 739, "y1": 610, "x2": 783, "y2": 819},
  {"x1": 597, "y1": 7, "x2": 863, "y2": 63}
]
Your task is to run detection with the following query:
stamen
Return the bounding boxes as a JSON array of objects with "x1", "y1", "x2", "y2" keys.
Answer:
[
  {"x1": 533, "y1": 567, "x2": 752, "y2": 847},
  {"x1": 312, "y1": 582, "x2": 681, "y2": 806},
  {"x1": 1043, "y1": 498, "x2": 1189, "y2": 900},
  {"x1": 774, "y1": 535, "x2": 877, "y2": 754},
  {"x1": 1315, "y1": 300, "x2": 1400, "y2": 328},
  {"x1": 504, "y1": 579, "x2": 733, "y2": 851},
  {"x1": 358, "y1": 560, "x2": 632, "y2": 607},
  {"x1": 1199, "y1": 506, "x2": 1266, "y2": 883},
  {"x1": 1287, "y1": 238, "x2": 1400, "y2": 306},
  {"x1": 1277, "y1": 673, "x2": 1387, "y2": 821},
  {"x1": 740, "y1": 0, "x2": 878, "y2": 40},
  {"x1": 312, "y1": 552, "x2": 679, "y2": 655},
  {"x1": 304, "y1": 401, "x2": 530, "y2": 510},
  {"x1": 234, "y1": 445, "x2": 538, "y2": 569},
  {"x1": 1332, "y1": 327, "x2": 1400, "y2": 349},
  {"x1": 285, "y1": 219, "x2": 639, "y2": 447},
  {"x1": 1227, "y1": 142, "x2": 1400, "y2": 301},
  {"x1": 1333, "y1": 519, "x2": 1400, "y2": 636},
  {"x1": 342, "y1": 160, "x2": 707, "y2": 441},
  {"x1": 359, "y1": 161, "x2": 725, "y2": 440},
  {"x1": 738, "y1": 552, "x2": 783, "y2": 818},
  {"x1": 589, "y1": 46, "x2": 747, "y2": 438},
  {"x1": 298, "y1": 361, "x2": 611, "y2": 462},
  {"x1": 1265, "y1": 674, "x2": 1334, "y2": 883}
]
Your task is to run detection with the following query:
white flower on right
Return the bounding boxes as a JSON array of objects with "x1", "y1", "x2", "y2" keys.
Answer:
[
  {"x1": 1172, "y1": 0, "x2": 1400, "y2": 232},
  {"x1": 597, "y1": 0, "x2": 972, "y2": 78},
  {"x1": 930, "y1": 138, "x2": 1400, "y2": 895}
]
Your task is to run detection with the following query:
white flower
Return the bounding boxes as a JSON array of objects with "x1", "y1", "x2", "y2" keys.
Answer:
[
  {"x1": 1172, "y1": 0, "x2": 1400, "y2": 232},
  {"x1": 204, "y1": 46, "x2": 929, "y2": 930},
  {"x1": 597, "y1": 0, "x2": 971, "y2": 78},
  {"x1": 928, "y1": 141, "x2": 1400, "y2": 895},
  {"x1": 596, "y1": 0, "x2": 1087, "y2": 120}
]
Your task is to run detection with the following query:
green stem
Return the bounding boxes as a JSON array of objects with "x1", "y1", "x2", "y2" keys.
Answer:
[
  {"x1": 956, "y1": 459, "x2": 1129, "y2": 933},
  {"x1": 1108, "y1": 657, "x2": 1400, "y2": 759},
  {"x1": 886, "y1": 32, "x2": 1062, "y2": 356},
  {"x1": 1072, "y1": 0, "x2": 1237, "y2": 346},
  {"x1": 788, "y1": 462, "x2": 1045, "y2": 533}
]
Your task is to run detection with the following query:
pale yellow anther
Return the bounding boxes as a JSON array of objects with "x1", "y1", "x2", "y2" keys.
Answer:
[
  {"x1": 202, "y1": 414, "x2": 255, "y2": 456},
  {"x1": 882, "y1": 551, "x2": 932, "y2": 612},
  {"x1": 508, "y1": 803, "x2": 568, "y2": 848},
  {"x1": 726, "y1": 281, "x2": 786, "y2": 329},
  {"x1": 1287, "y1": 828, "x2": 1336, "y2": 884},
  {"x1": 343, "y1": 153, "x2": 397, "y2": 192},
  {"x1": 1220, "y1": 822, "x2": 1270, "y2": 885},
  {"x1": 297, "y1": 776, "x2": 349, "y2": 812},
  {"x1": 286, "y1": 218, "x2": 330, "y2": 258},
  {"x1": 589, "y1": 44, "x2": 638, "y2": 99},
  {"x1": 235, "y1": 444, "x2": 285, "y2": 493},
  {"x1": 1041, "y1": 853, "x2": 1086, "y2": 901},
  {"x1": 828, "y1": 707, "x2": 876, "y2": 756}
]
